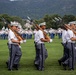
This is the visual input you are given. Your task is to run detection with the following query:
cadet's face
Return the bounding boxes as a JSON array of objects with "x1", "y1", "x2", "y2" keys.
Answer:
[
  {"x1": 12, "y1": 26, "x2": 18, "y2": 30},
  {"x1": 70, "y1": 24, "x2": 75, "y2": 29},
  {"x1": 41, "y1": 25, "x2": 46, "y2": 30},
  {"x1": 74, "y1": 25, "x2": 76, "y2": 29},
  {"x1": 16, "y1": 27, "x2": 20, "y2": 32}
]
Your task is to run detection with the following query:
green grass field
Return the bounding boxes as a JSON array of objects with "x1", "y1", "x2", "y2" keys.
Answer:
[{"x1": 0, "y1": 37, "x2": 76, "y2": 75}]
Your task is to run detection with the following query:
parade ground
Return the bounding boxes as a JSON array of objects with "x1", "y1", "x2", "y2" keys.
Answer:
[{"x1": 0, "y1": 36, "x2": 76, "y2": 75}]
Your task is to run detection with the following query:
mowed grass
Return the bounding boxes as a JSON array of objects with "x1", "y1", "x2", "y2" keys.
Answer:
[{"x1": 0, "y1": 36, "x2": 76, "y2": 75}]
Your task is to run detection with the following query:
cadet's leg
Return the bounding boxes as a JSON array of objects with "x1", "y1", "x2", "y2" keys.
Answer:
[
  {"x1": 13, "y1": 46, "x2": 22, "y2": 70},
  {"x1": 8, "y1": 45, "x2": 16, "y2": 70}
]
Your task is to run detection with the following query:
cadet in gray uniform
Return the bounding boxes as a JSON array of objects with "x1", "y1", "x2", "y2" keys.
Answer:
[
  {"x1": 58, "y1": 25, "x2": 69, "y2": 66},
  {"x1": 34, "y1": 28, "x2": 39, "y2": 67},
  {"x1": 62, "y1": 24, "x2": 76, "y2": 70},
  {"x1": 7, "y1": 21, "x2": 23, "y2": 71},
  {"x1": 34, "y1": 22, "x2": 52, "y2": 71}
]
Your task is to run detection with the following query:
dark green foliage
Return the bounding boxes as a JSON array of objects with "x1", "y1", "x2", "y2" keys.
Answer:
[{"x1": 0, "y1": 14, "x2": 24, "y2": 29}]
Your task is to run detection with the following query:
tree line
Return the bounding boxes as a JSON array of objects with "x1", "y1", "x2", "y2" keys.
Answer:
[{"x1": 0, "y1": 14, "x2": 76, "y2": 29}]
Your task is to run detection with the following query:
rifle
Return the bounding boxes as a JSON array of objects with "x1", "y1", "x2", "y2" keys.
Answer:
[
  {"x1": 65, "y1": 24, "x2": 76, "y2": 35},
  {"x1": 27, "y1": 16, "x2": 50, "y2": 41}
]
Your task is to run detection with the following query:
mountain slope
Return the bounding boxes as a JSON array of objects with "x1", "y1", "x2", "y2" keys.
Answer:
[{"x1": 0, "y1": 0, "x2": 76, "y2": 19}]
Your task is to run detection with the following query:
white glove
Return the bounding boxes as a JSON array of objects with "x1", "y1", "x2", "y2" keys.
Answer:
[
  {"x1": 48, "y1": 39, "x2": 53, "y2": 43},
  {"x1": 50, "y1": 39, "x2": 53, "y2": 42},
  {"x1": 19, "y1": 45, "x2": 21, "y2": 48},
  {"x1": 20, "y1": 40, "x2": 23, "y2": 44},
  {"x1": 23, "y1": 40, "x2": 26, "y2": 43}
]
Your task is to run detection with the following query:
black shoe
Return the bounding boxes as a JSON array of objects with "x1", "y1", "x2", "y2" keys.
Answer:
[
  {"x1": 38, "y1": 67, "x2": 44, "y2": 71},
  {"x1": 8, "y1": 69, "x2": 13, "y2": 71},
  {"x1": 41, "y1": 68, "x2": 44, "y2": 71},
  {"x1": 38, "y1": 68, "x2": 44, "y2": 71},
  {"x1": 34, "y1": 64, "x2": 39, "y2": 70},
  {"x1": 6, "y1": 62, "x2": 8, "y2": 68},
  {"x1": 13, "y1": 64, "x2": 18, "y2": 70},
  {"x1": 58, "y1": 60, "x2": 61, "y2": 66},
  {"x1": 62, "y1": 62, "x2": 67, "y2": 70}
]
